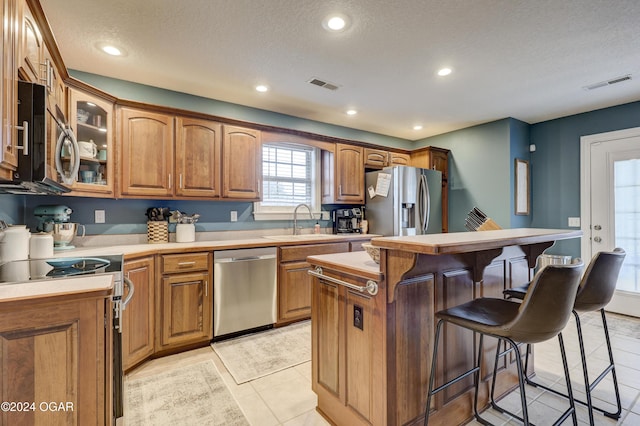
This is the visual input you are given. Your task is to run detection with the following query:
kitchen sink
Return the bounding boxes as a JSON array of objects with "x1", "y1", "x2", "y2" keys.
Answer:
[{"x1": 261, "y1": 234, "x2": 344, "y2": 241}]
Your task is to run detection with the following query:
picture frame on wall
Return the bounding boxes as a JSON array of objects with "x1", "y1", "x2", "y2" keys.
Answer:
[{"x1": 515, "y1": 158, "x2": 529, "y2": 215}]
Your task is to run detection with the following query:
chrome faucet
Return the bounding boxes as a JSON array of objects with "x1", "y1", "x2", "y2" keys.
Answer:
[{"x1": 293, "y1": 203, "x2": 314, "y2": 235}]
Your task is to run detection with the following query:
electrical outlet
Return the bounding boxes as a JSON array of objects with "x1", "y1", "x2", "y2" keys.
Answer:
[
  {"x1": 353, "y1": 305, "x2": 363, "y2": 330},
  {"x1": 95, "y1": 210, "x2": 106, "y2": 224},
  {"x1": 230, "y1": 211, "x2": 238, "y2": 222},
  {"x1": 568, "y1": 217, "x2": 580, "y2": 227}
]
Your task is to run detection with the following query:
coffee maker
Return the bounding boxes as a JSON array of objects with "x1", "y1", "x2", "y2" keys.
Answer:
[
  {"x1": 332, "y1": 207, "x2": 364, "y2": 233},
  {"x1": 34, "y1": 205, "x2": 82, "y2": 250}
]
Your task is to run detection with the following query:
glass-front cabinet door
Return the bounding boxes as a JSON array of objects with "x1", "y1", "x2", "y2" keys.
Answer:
[{"x1": 68, "y1": 88, "x2": 114, "y2": 196}]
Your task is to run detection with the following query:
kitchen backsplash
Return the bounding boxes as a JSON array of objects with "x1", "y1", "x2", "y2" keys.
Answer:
[{"x1": 1, "y1": 195, "x2": 331, "y2": 237}]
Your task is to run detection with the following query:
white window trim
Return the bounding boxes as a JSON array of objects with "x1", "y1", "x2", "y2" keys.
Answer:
[{"x1": 254, "y1": 145, "x2": 323, "y2": 221}]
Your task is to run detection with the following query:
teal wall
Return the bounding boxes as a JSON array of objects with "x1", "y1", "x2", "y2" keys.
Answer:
[
  {"x1": 529, "y1": 100, "x2": 640, "y2": 257},
  {"x1": 413, "y1": 118, "x2": 529, "y2": 232},
  {"x1": 70, "y1": 70, "x2": 411, "y2": 150}
]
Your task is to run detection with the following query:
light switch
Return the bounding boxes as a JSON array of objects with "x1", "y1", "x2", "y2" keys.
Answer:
[
  {"x1": 230, "y1": 211, "x2": 238, "y2": 222},
  {"x1": 95, "y1": 210, "x2": 106, "y2": 223},
  {"x1": 568, "y1": 217, "x2": 580, "y2": 227}
]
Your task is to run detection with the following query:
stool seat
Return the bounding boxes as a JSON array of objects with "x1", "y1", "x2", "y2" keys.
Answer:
[{"x1": 437, "y1": 298, "x2": 520, "y2": 328}]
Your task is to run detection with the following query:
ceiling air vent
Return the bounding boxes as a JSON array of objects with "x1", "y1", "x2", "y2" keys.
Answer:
[
  {"x1": 308, "y1": 77, "x2": 339, "y2": 91},
  {"x1": 583, "y1": 74, "x2": 632, "y2": 91}
]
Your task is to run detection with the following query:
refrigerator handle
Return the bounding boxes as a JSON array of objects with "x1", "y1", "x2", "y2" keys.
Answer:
[{"x1": 420, "y1": 174, "x2": 430, "y2": 233}]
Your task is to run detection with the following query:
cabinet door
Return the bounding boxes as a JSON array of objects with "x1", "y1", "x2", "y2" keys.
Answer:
[
  {"x1": 175, "y1": 117, "x2": 221, "y2": 197},
  {"x1": 0, "y1": 296, "x2": 109, "y2": 425},
  {"x1": 68, "y1": 88, "x2": 115, "y2": 196},
  {"x1": 335, "y1": 143, "x2": 364, "y2": 203},
  {"x1": 17, "y1": 0, "x2": 43, "y2": 83},
  {"x1": 123, "y1": 257, "x2": 155, "y2": 372},
  {"x1": 0, "y1": 0, "x2": 18, "y2": 178},
  {"x1": 158, "y1": 271, "x2": 212, "y2": 349},
  {"x1": 119, "y1": 107, "x2": 174, "y2": 197},
  {"x1": 222, "y1": 125, "x2": 261, "y2": 199},
  {"x1": 279, "y1": 261, "x2": 312, "y2": 322},
  {"x1": 363, "y1": 147, "x2": 388, "y2": 169},
  {"x1": 389, "y1": 152, "x2": 410, "y2": 166}
]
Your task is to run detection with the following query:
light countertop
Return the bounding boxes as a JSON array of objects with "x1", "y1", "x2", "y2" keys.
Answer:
[
  {"x1": 371, "y1": 228, "x2": 582, "y2": 255},
  {"x1": 55, "y1": 233, "x2": 376, "y2": 259},
  {"x1": 0, "y1": 274, "x2": 113, "y2": 303},
  {"x1": 307, "y1": 251, "x2": 381, "y2": 281}
]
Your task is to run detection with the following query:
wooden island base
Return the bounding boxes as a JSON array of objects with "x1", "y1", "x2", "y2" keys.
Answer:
[{"x1": 307, "y1": 229, "x2": 581, "y2": 426}]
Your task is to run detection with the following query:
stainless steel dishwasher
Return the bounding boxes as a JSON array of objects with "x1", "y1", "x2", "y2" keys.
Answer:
[{"x1": 213, "y1": 247, "x2": 277, "y2": 339}]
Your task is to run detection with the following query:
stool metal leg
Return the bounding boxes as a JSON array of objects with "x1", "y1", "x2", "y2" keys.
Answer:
[
  {"x1": 600, "y1": 309, "x2": 622, "y2": 419},
  {"x1": 519, "y1": 310, "x2": 622, "y2": 424},
  {"x1": 487, "y1": 335, "x2": 577, "y2": 426},
  {"x1": 576, "y1": 309, "x2": 624, "y2": 422},
  {"x1": 425, "y1": 320, "x2": 484, "y2": 426}
]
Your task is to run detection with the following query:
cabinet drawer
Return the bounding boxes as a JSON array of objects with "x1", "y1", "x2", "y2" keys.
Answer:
[
  {"x1": 280, "y1": 242, "x2": 350, "y2": 263},
  {"x1": 161, "y1": 252, "x2": 210, "y2": 273}
]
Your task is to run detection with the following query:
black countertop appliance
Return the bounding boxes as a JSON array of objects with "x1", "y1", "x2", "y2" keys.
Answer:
[{"x1": 332, "y1": 207, "x2": 363, "y2": 233}]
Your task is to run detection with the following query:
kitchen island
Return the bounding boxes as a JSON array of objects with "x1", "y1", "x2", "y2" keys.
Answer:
[{"x1": 307, "y1": 228, "x2": 581, "y2": 426}]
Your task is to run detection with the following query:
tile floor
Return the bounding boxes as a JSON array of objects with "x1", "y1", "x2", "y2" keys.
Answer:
[{"x1": 125, "y1": 311, "x2": 640, "y2": 425}]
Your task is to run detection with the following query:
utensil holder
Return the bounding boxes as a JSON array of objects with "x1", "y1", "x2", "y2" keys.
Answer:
[
  {"x1": 176, "y1": 223, "x2": 195, "y2": 243},
  {"x1": 147, "y1": 221, "x2": 169, "y2": 244}
]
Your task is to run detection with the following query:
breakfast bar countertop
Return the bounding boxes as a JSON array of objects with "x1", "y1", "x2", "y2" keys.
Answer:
[{"x1": 370, "y1": 228, "x2": 583, "y2": 255}]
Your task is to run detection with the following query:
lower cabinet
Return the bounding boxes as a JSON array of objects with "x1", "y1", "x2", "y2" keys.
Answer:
[
  {"x1": 156, "y1": 252, "x2": 213, "y2": 351},
  {"x1": 122, "y1": 256, "x2": 155, "y2": 372},
  {"x1": 0, "y1": 292, "x2": 111, "y2": 425},
  {"x1": 312, "y1": 268, "x2": 381, "y2": 424},
  {"x1": 278, "y1": 240, "x2": 370, "y2": 324}
]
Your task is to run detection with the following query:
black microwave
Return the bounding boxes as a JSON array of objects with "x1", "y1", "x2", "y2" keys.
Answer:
[{"x1": 0, "y1": 81, "x2": 75, "y2": 194}]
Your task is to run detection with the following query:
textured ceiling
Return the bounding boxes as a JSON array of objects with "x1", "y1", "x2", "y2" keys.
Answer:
[{"x1": 40, "y1": 0, "x2": 640, "y2": 141}]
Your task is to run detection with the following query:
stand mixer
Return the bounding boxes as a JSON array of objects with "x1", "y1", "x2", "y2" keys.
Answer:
[{"x1": 34, "y1": 205, "x2": 84, "y2": 250}]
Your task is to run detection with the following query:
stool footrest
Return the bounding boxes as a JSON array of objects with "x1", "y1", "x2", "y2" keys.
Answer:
[{"x1": 430, "y1": 366, "x2": 480, "y2": 395}]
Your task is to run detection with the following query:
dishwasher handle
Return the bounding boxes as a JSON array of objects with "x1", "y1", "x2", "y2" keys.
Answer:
[{"x1": 215, "y1": 254, "x2": 276, "y2": 263}]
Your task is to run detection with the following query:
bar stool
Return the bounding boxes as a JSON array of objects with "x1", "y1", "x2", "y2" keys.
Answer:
[
  {"x1": 504, "y1": 248, "x2": 626, "y2": 425},
  {"x1": 424, "y1": 261, "x2": 584, "y2": 426}
]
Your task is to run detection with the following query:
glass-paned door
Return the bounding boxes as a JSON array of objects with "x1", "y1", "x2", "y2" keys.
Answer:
[{"x1": 588, "y1": 132, "x2": 640, "y2": 316}]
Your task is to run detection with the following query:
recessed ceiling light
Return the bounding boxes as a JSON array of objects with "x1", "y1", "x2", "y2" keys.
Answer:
[
  {"x1": 413, "y1": 125, "x2": 423, "y2": 130},
  {"x1": 437, "y1": 67, "x2": 453, "y2": 77},
  {"x1": 323, "y1": 14, "x2": 349, "y2": 32},
  {"x1": 346, "y1": 109, "x2": 358, "y2": 116},
  {"x1": 101, "y1": 45, "x2": 123, "y2": 56},
  {"x1": 255, "y1": 85, "x2": 269, "y2": 93}
]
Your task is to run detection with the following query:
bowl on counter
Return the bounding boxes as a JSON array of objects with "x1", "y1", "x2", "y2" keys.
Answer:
[{"x1": 361, "y1": 243, "x2": 380, "y2": 264}]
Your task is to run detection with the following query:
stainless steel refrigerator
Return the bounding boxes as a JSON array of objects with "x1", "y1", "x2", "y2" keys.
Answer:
[{"x1": 365, "y1": 166, "x2": 442, "y2": 236}]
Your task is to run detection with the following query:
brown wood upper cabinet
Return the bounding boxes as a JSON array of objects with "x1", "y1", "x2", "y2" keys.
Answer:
[
  {"x1": 17, "y1": 0, "x2": 43, "y2": 83},
  {"x1": 222, "y1": 125, "x2": 261, "y2": 200},
  {"x1": 411, "y1": 146, "x2": 450, "y2": 232},
  {"x1": 0, "y1": 0, "x2": 19, "y2": 179},
  {"x1": 364, "y1": 147, "x2": 388, "y2": 169},
  {"x1": 364, "y1": 148, "x2": 411, "y2": 170},
  {"x1": 176, "y1": 117, "x2": 222, "y2": 197},
  {"x1": 119, "y1": 107, "x2": 175, "y2": 197},
  {"x1": 119, "y1": 107, "x2": 260, "y2": 200},
  {"x1": 68, "y1": 88, "x2": 115, "y2": 196},
  {"x1": 322, "y1": 143, "x2": 365, "y2": 204},
  {"x1": 389, "y1": 151, "x2": 410, "y2": 166}
]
